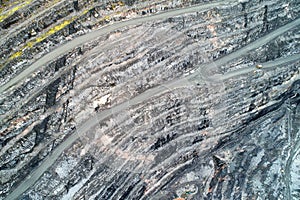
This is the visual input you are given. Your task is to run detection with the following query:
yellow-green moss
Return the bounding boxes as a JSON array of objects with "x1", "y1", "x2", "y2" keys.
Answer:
[
  {"x1": 7, "y1": 3, "x2": 120, "y2": 61},
  {"x1": 9, "y1": 51, "x2": 22, "y2": 60},
  {"x1": 0, "y1": 0, "x2": 32, "y2": 22},
  {"x1": 83, "y1": 9, "x2": 89, "y2": 15},
  {"x1": 28, "y1": 18, "x2": 73, "y2": 45},
  {"x1": 103, "y1": 15, "x2": 111, "y2": 21},
  {"x1": 9, "y1": 18, "x2": 73, "y2": 60}
]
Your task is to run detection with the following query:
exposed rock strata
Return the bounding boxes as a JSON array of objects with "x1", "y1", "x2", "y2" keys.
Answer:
[{"x1": 0, "y1": 0, "x2": 299, "y2": 199}]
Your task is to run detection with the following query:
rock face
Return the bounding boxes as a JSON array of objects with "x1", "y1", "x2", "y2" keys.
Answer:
[{"x1": 0, "y1": 0, "x2": 300, "y2": 199}]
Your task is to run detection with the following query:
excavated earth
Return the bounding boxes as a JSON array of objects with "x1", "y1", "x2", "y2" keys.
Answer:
[{"x1": 0, "y1": 0, "x2": 300, "y2": 199}]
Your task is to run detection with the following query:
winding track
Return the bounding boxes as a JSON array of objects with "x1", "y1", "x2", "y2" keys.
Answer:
[
  {"x1": 0, "y1": 0, "x2": 237, "y2": 94},
  {"x1": 202, "y1": 53, "x2": 300, "y2": 82},
  {"x1": 198, "y1": 17, "x2": 300, "y2": 83},
  {"x1": 4, "y1": 10, "x2": 300, "y2": 198}
]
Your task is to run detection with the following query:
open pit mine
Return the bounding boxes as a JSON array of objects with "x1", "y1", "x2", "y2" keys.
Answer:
[{"x1": 0, "y1": 0, "x2": 300, "y2": 199}]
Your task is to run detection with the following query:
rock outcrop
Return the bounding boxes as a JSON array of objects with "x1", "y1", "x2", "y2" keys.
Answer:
[{"x1": 0, "y1": 0, "x2": 299, "y2": 199}]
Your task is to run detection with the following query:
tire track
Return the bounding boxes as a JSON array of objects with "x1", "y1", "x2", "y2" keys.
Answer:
[
  {"x1": 0, "y1": 0, "x2": 237, "y2": 94},
  {"x1": 4, "y1": 6, "x2": 300, "y2": 200}
]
